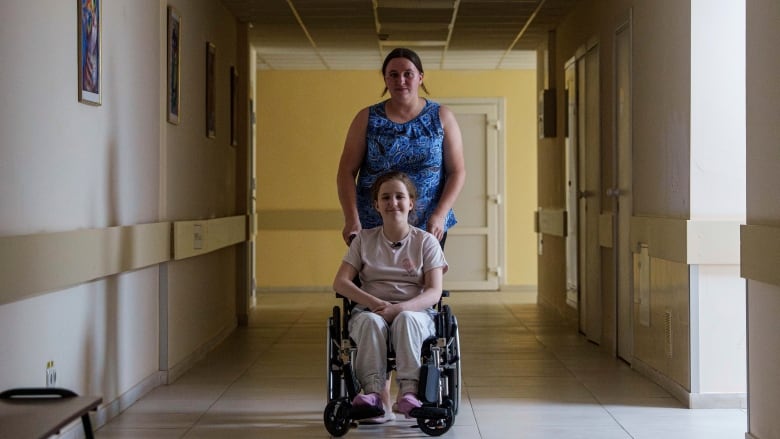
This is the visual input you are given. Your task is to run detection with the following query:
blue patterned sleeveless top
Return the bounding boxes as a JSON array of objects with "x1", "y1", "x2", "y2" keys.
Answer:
[{"x1": 356, "y1": 99, "x2": 457, "y2": 231}]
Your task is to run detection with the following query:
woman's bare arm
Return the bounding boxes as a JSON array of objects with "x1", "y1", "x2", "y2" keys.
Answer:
[
  {"x1": 336, "y1": 108, "x2": 370, "y2": 244},
  {"x1": 428, "y1": 105, "x2": 466, "y2": 239},
  {"x1": 374, "y1": 267, "x2": 444, "y2": 322},
  {"x1": 333, "y1": 261, "x2": 387, "y2": 311}
]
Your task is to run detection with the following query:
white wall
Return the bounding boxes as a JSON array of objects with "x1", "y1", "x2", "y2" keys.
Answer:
[
  {"x1": 693, "y1": 265, "x2": 745, "y2": 394},
  {"x1": 164, "y1": 0, "x2": 238, "y2": 221},
  {"x1": 0, "y1": 0, "x2": 162, "y2": 400},
  {"x1": 690, "y1": 0, "x2": 746, "y2": 220},
  {"x1": 688, "y1": 0, "x2": 746, "y2": 406},
  {"x1": 0, "y1": 0, "x2": 242, "y2": 430},
  {"x1": 163, "y1": 0, "x2": 240, "y2": 373},
  {"x1": 0, "y1": 0, "x2": 161, "y2": 233}
]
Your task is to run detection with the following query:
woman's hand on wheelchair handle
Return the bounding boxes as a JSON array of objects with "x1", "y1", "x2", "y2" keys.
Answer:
[{"x1": 342, "y1": 222, "x2": 361, "y2": 245}]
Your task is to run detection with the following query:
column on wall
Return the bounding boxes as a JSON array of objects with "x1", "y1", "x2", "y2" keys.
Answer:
[{"x1": 687, "y1": 0, "x2": 746, "y2": 406}]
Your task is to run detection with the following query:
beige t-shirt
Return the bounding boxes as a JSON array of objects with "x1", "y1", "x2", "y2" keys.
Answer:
[{"x1": 343, "y1": 226, "x2": 448, "y2": 302}]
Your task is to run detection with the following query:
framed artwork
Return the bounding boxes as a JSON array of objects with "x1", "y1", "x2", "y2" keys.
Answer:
[
  {"x1": 167, "y1": 6, "x2": 181, "y2": 124},
  {"x1": 78, "y1": 0, "x2": 101, "y2": 105},
  {"x1": 230, "y1": 66, "x2": 238, "y2": 146},
  {"x1": 205, "y1": 42, "x2": 216, "y2": 138}
]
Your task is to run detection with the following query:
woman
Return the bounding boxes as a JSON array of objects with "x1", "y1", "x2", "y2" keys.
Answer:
[
  {"x1": 333, "y1": 171, "x2": 448, "y2": 420},
  {"x1": 337, "y1": 47, "x2": 466, "y2": 246}
]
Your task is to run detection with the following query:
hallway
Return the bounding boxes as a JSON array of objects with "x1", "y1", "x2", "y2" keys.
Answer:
[{"x1": 95, "y1": 291, "x2": 746, "y2": 438}]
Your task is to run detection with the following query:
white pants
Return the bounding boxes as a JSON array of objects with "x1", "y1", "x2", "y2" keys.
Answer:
[{"x1": 349, "y1": 308, "x2": 435, "y2": 395}]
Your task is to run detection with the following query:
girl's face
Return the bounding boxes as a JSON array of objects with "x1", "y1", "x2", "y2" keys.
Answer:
[
  {"x1": 374, "y1": 178, "x2": 414, "y2": 222},
  {"x1": 383, "y1": 57, "x2": 423, "y2": 98}
]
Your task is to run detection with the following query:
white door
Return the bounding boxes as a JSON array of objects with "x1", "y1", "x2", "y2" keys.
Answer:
[
  {"x1": 578, "y1": 43, "x2": 602, "y2": 343},
  {"x1": 614, "y1": 22, "x2": 633, "y2": 361},
  {"x1": 438, "y1": 99, "x2": 502, "y2": 291}
]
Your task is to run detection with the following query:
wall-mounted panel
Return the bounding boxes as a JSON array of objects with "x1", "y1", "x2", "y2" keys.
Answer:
[
  {"x1": 741, "y1": 224, "x2": 780, "y2": 287},
  {"x1": 0, "y1": 223, "x2": 170, "y2": 306},
  {"x1": 173, "y1": 216, "x2": 246, "y2": 260},
  {"x1": 535, "y1": 208, "x2": 567, "y2": 237}
]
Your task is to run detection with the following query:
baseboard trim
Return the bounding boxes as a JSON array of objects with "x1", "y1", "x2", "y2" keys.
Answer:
[
  {"x1": 58, "y1": 370, "x2": 165, "y2": 439},
  {"x1": 632, "y1": 358, "x2": 746, "y2": 409},
  {"x1": 632, "y1": 357, "x2": 692, "y2": 407},
  {"x1": 164, "y1": 319, "x2": 238, "y2": 384},
  {"x1": 689, "y1": 392, "x2": 747, "y2": 409}
]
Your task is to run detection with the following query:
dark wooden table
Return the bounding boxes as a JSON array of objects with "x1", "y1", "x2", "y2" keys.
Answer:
[{"x1": 0, "y1": 388, "x2": 102, "y2": 439}]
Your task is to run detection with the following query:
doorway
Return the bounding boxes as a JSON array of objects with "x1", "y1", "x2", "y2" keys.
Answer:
[{"x1": 576, "y1": 41, "x2": 602, "y2": 344}]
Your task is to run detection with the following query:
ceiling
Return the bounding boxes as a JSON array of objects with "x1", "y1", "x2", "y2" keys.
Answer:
[{"x1": 220, "y1": 0, "x2": 579, "y2": 71}]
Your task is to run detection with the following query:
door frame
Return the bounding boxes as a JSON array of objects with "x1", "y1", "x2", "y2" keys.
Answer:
[
  {"x1": 564, "y1": 56, "x2": 579, "y2": 309},
  {"x1": 613, "y1": 14, "x2": 634, "y2": 362}
]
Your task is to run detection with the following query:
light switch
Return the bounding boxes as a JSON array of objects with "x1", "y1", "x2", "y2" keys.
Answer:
[{"x1": 193, "y1": 224, "x2": 203, "y2": 250}]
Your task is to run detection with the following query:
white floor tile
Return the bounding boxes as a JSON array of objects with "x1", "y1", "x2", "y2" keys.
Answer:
[{"x1": 95, "y1": 291, "x2": 746, "y2": 439}]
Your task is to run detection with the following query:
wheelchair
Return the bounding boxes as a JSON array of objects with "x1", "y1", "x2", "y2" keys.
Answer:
[{"x1": 323, "y1": 291, "x2": 461, "y2": 437}]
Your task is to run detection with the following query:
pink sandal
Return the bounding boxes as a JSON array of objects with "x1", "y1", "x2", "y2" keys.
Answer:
[
  {"x1": 352, "y1": 392, "x2": 383, "y2": 410},
  {"x1": 396, "y1": 393, "x2": 422, "y2": 417}
]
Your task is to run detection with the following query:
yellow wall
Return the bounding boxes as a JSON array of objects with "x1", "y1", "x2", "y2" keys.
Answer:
[{"x1": 255, "y1": 69, "x2": 537, "y2": 289}]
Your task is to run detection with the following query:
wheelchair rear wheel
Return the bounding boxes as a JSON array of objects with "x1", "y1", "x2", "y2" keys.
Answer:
[
  {"x1": 438, "y1": 305, "x2": 461, "y2": 416},
  {"x1": 326, "y1": 307, "x2": 343, "y2": 402},
  {"x1": 446, "y1": 312, "x2": 461, "y2": 415}
]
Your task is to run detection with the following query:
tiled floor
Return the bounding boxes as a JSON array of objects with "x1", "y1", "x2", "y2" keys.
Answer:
[{"x1": 96, "y1": 291, "x2": 747, "y2": 438}]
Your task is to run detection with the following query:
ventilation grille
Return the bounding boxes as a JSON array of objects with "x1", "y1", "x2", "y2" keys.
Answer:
[{"x1": 664, "y1": 310, "x2": 673, "y2": 359}]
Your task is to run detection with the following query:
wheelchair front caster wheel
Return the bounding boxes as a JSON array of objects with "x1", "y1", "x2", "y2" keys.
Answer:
[
  {"x1": 324, "y1": 399, "x2": 351, "y2": 437},
  {"x1": 417, "y1": 414, "x2": 454, "y2": 436}
]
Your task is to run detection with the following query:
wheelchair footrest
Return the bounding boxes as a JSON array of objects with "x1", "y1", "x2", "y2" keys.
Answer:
[
  {"x1": 350, "y1": 405, "x2": 384, "y2": 421},
  {"x1": 408, "y1": 406, "x2": 451, "y2": 419}
]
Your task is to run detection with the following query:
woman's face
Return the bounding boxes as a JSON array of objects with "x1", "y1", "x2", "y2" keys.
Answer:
[
  {"x1": 374, "y1": 179, "x2": 414, "y2": 222},
  {"x1": 383, "y1": 57, "x2": 423, "y2": 98}
]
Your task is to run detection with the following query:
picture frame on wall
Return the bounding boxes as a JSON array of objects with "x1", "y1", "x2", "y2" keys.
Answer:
[
  {"x1": 78, "y1": 0, "x2": 101, "y2": 105},
  {"x1": 230, "y1": 66, "x2": 238, "y2": 146},
  {"x1": 167, "y1": 6, "x2": 181, "y2": 124},
  {"x1": 206, "y1": 42, "x2": 216, "y2": 138}
]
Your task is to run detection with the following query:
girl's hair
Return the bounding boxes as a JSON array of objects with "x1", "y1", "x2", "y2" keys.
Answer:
[
  {"x1": 381, "y1": 47, "x2": 430, "y2": 96},
  {"x1": 370, "y1": 171, "x2": 419, "y2": 225}
]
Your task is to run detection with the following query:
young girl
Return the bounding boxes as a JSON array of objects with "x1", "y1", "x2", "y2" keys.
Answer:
[{"x1": 332, "y1": 171, "x2": 448, "y2": 421}]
